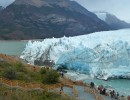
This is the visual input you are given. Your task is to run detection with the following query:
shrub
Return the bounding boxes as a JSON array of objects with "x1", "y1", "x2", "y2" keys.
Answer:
[
  {"x1": 14, "y1": 62, "x2": 26, "y2": 72},
  {"x1": 42, "y1": 91, "x2": 61, "y2": 100},
  {"x1": 42, "y1": 70, "x2": 60, "y2": 84},
  {"x1": 4, "y1": 68, "x2": 17, "y2": 80},
  {"x1": 40, "y1": 68, "x2": 47, "y2": 74},
  {"x1": 0, "y1": 60, "x2": 11, "y2": 68}
]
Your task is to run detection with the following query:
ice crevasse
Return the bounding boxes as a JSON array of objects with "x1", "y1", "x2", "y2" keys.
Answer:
[{"x1": 21, "y1": 29, "x2": 130, "y2": 80}]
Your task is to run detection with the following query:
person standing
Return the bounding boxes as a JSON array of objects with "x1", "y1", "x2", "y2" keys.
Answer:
[
  {"x1": 115, "y1": 92, "x2": 119, "y2": 99},
  {"x1": 102, "y1": 88, "x2": 106, "y2": 95},
  {"x1": 61, "y1": 72, "x2": 64, "y2": 78},
  {"x1": 60, "y1": 86, "x2": 63, "y2": 94},
  {"x1": 127, "y1": 95, "x2": 130, "y2": 100}
]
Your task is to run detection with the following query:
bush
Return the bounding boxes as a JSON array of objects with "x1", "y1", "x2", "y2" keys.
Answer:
[
  {"x1": 42, "y1": 70, "x2": 60, "y2": 84},
  {"x1": 42, "y1": 91, "x2": 61, "y2": 100},
  {"x1": 40, "y1": 68, "x2": 47, "y2": 74},
  {"x1": 4, "y1": 68, "x2": 17, "y2": 80},
  {"x1": 14, "y1": 62, "x2": 26, "y2": 72},
  {"x1": 0, "y1": 60, "x2": 11, "y2": 69}
]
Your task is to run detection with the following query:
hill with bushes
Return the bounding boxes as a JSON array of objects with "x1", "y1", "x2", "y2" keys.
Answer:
[{"x1": 0, "y1": 54, "x2": 71, "y2": 100}]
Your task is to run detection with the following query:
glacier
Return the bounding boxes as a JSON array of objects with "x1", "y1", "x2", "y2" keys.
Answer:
[{"x1": 21, "y1": 29, "x2": 130, "y2": 80}]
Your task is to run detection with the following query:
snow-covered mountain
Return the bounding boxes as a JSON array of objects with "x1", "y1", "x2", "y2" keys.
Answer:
[
  {"x1": 21, "y1": 29, "x2": 130, "y2": 80},
  {"x1": 95, "y1": 12, "x2": 130, "y2": 29}
]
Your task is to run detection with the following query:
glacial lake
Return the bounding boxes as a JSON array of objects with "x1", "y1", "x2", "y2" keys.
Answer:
[
  {"x1": 84, "y1": 78, "x2": 130, "y2": 96},
  {"x1": 0, "y1": 40, "x2": 28, "y2": 56},
  {"x1": 0, "y1": 40, "x2": 130, "y2": 96}
]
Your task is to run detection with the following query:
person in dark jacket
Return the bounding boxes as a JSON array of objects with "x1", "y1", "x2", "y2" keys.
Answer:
[{"x1": 102, "y1": 88, "x2": 106, "y2": 95}]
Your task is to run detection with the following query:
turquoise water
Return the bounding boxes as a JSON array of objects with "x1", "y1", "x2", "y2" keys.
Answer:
[
  {"x1": 0, "y1": 40, "x2": 27, "y2": 56},
  {"x1": 0, "y1": 40, "x2": 130, "y2": 96},
  {"x1": 84, "y1": 79, "x2": 130, "y2": 96}
]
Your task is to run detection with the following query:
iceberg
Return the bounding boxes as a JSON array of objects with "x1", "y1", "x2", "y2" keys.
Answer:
[{"x1": 21, "y1": 29, "x2": 130, "y2": 80}]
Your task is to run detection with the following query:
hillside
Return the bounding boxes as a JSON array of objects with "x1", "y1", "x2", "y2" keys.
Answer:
[
  {"x1": 0, "y1": 0, "x2": 110, "y2": 40},
  {"x1": 95, "y1": 11, "x2": 130, "y2": 29},
  {"x1": 0, "y1": 6, "x2": 3, "y2": 12},
  {"x1": 0, "y1": 53, "x2": 69, "y2": 99}
]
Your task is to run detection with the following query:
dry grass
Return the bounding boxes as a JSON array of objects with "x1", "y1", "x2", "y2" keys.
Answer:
[{"x1": 0, "y1": 85, "x2": 73, "y2": 100}]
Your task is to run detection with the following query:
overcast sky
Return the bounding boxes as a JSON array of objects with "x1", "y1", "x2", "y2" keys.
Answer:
[
  {"x1": 0, "y1": 0, "x2": 130, "y2": 23},
  {"x1": 0, "y1": 0, "x2": 14, "y2": 7},
  {"x1": 74, "y1": 0, "x2": 130, "y2": 23}
]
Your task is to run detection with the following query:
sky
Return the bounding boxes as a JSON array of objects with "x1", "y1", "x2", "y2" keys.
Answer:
[
  {"x1": 0, "y1": 0, "x2": 130, "y2": 23},
  {"x1": 0, "y1": 0, "x2": 14, "y2": 7},
  {"x1": 74, "y1": 0, "x2": 130, "y2": 23}
]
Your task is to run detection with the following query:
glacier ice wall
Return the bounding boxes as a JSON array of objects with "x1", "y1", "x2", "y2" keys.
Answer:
[{"x1": 21, "y1": 29, "x2": 130, "y2": 80}]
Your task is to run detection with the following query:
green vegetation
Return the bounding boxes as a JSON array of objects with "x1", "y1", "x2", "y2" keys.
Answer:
[
  {"x1": 0, "y1": 61, "x2": 32, "y2": 82},
  {"x1": 4, "y1": 68, "x2": 17, "y2": 80},
  {"x1": 0, "y1": 58, "x2": 60, "y2": 84},
  {"x1": 0, "y1": 85, "x2": 72, "y2": 100},
  {"x1": 40, "y1": 68, "x2": 47, "y2": 74},
  {"x1": 0, "y1": 55, "x2": 72, "y2": 100},
  {"x1": 42, "y1": 69, "x2": 60, "y2": 84}
]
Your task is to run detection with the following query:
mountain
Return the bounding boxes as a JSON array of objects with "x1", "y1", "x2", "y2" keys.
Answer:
[
  {"x1": 0, "y1": 0, "x2": 110, "y2": 40},
  {"x1": 21, "y1": 29, "x2": 130, "y2": 80},
  {"x1": 0, "y1": 6, "x2": 3, "y2": 12},
  {"x1": 95, "y1": 11, "x2": 130, "y2": 29}
]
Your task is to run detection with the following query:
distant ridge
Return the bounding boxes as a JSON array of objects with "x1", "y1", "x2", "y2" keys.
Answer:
[
  {"x1": 95, "y1": 11, "x2": 130, "y2": 29},
  {"x1": 0, "y1": 0, "x2": 110, "y2": 40},
  {"x1": 0, "y1": 6, "x2": 3, "y2": 12}
]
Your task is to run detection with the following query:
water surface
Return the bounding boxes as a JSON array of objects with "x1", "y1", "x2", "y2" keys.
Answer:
[
  {"x1": 0, "y1": 40, "x2": 27, "y2": 56},
  {"x1": 84, "y1": 78, "x2": 130, "y2": 96}
]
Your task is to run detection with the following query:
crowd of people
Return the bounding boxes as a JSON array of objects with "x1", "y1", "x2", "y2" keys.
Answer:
[
  {"x1": 90, "y1": 82, "x2": 130, "y2": 100},
  {"x1": 59, "y1": 71, "x2": 130, "y2": 100}
]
